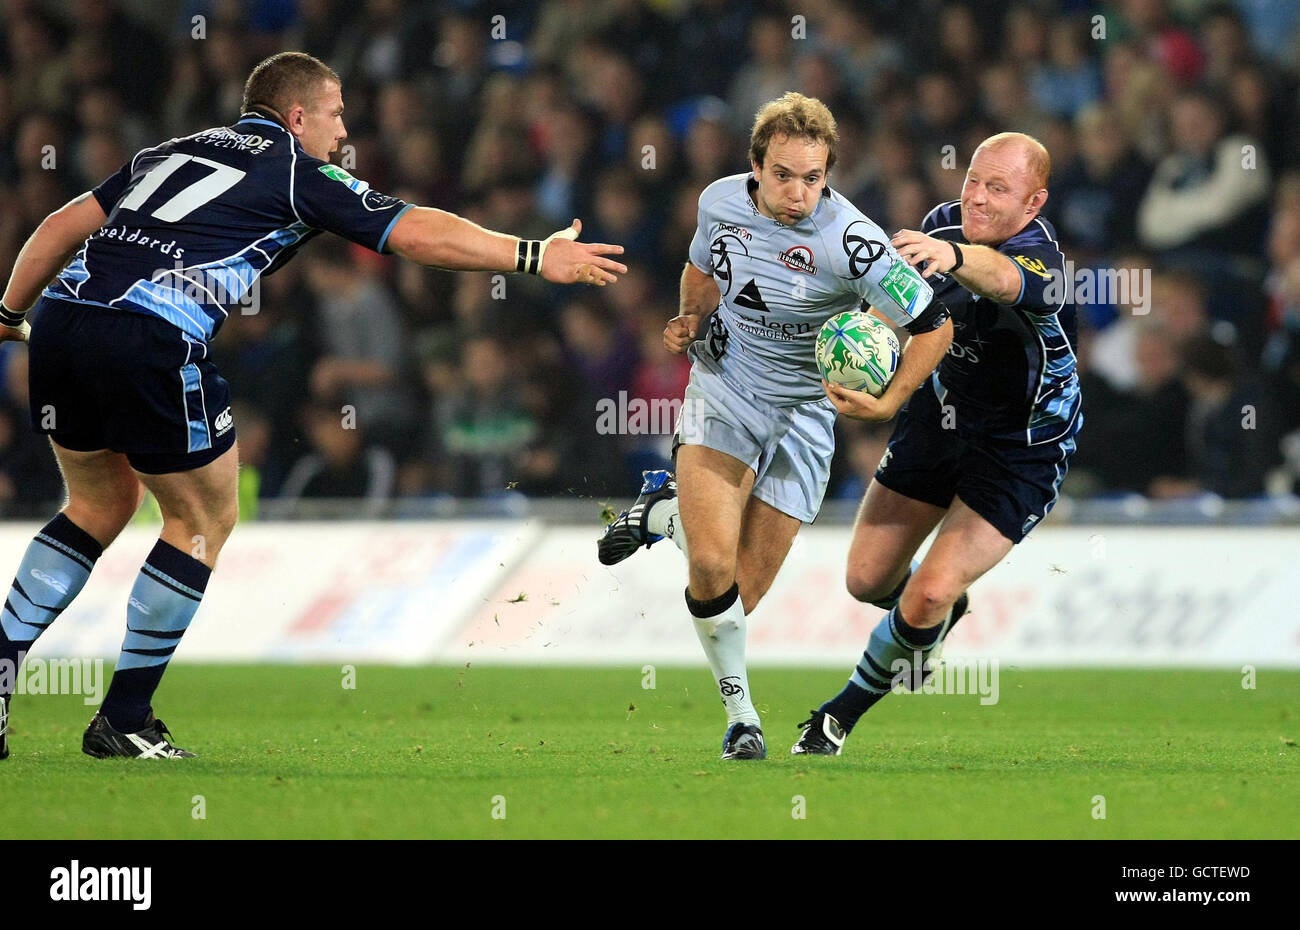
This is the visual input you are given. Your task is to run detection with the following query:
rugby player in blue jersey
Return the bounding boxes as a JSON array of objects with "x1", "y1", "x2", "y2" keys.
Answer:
[
  {"x1": 0, "y1": 52, "x2": 625, "y2": 759},
  {"x1": 793, "y1": 132, "x2": 1082, "y2": 755}
]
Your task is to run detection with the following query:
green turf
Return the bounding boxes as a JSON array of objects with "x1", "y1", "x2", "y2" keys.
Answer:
[{"x1": 2, "y1": 665, "x2": 1296, "y2": 839}]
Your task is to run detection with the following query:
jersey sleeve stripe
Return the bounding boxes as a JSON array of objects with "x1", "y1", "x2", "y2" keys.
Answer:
[
  {"x1": 921, "y1": 200, "x2": 959, "y2": 232},
  {"x1": 288, "y1": 144, "x2": 304, "y2": 225},
  {"x1": 377, "y1": 203, "x2": 416, "y2": 253}
]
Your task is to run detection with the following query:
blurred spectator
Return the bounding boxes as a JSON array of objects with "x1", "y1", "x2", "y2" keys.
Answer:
[
  {"x1": 6, "y1": 12, "x2": 68, "y2": 114},
  {"x1": 661, "y1": 0, "x2": 750, "y2": 100},
  {"x1": 1073, "y1": 322, "x2": 1191, "y2": 495},
  {"x1": 1116, "y1": 0, "x2": 1205, "y2": 86},
  {"x1": 70, "y1": 0, "x2": 171, "y2": 115},
  {"x1": 1136, "y1": 90, "x2": 1271, "y2": 257},
  {"x1": 210, "y1": 271, "x2": 317, "y2": 497},
  {"x1": 1091, "y1": 270, "x2": 1212, "y2": 392},
  {"x1": 1052, "y1": 104, "x2": 1151, "y2": 257},
  {"x1": 818, "y1": 2, "x2": 903, "y2": 104},
  {"x1": 535, "y1": 101, "x2": 600, "y2": 225},
  {"x1": 433, "y1": 333, "x2": 538, "y2": 497},
  {"x1": 1149, "y1": 334, "x2": 1278, "y2": 498},
  {"x1": 276, "y1": 399, "x2": 396, "y2": 516},
  {"x1": 935, "y1": 2, "x2": 986, "y2": 86},
  {"x1": 1031, "y1": 17, "x2": 1103, "y2": 119},
  {"x1": 884, "y1": 176, "x2": 933, "y2": 233},
  {"x1": 728, "y1": 12, "x2": 798, "y2": 135},
  {"x1": 302, "y1": 237, "x2": 420, "y2": 459},
  {"x1": 627, "y1": 114, "x2": 678, "y2": 205},
  {"x1": 586, "y1": 166, "x2": 663, "y2": 274},
  {"x1": 0, "y1": 398, "x2": 61, "y2": 516},
  {"x1": 560, "y1": 294, "x2": 638, "y2": 402},
  {"x1": 1103, "y1": 39, "x2": 1175, "y2": 161},
  {"x1": 912, "y1": 72, "x2": 972, "y2": 157},
  {"x1": 684, "y1": 113, "x2": 740, "y2": 189}
]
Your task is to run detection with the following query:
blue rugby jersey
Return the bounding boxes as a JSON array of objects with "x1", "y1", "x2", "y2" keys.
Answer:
[
  {"x1": 43, "y1": 114, "x2": 414, "y2": 343},
  {"x1": 918, "y1": 201, "x2": 1081, "y2": 446}
]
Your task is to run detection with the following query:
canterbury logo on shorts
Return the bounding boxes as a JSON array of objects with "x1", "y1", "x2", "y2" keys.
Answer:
[{"x1": 214, "y1": 407, "x2": 233, "y2": 435}]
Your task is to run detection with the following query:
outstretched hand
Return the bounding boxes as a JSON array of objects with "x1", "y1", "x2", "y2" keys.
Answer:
[
  {"x1": 890, "y1": 228, "x2": 960, "y2": 278},
  {"x1": 538, "y1": 219, "x2": 628, "y2": 286}
]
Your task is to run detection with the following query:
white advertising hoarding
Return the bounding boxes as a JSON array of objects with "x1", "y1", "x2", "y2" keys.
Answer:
[{"x1": 2, "y1": 522, "x2": 1295, "y2": 667}]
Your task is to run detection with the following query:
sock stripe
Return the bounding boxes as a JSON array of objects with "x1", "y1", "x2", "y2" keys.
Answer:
[
  {"x1": 123, "y1": 645, "x2": 178, "y2": 659},
  {"x1": 33, "y1": 535, "x2": 95, "y2": 572},
  {"x1": 860, "y1": 651, "x2": 896, "y2": 684},
  {"x1": 10, "y1": 579, "x2": 64, "y2": 614},
  {"x1": 140, "y1": 565, "x2": 204, "y2": 602},
  {"x1": 3, "y1": 598, "x2": 55, "y2": 629},
  {"x1": 888, "y1": 611, "x2": 928, "y2": 651},
  {"x1": 127, "y1": 627, "x2": 187, "y2": 640},
  {"x1": 853, "y1": 669, "x2": 892, "y2": 693}
]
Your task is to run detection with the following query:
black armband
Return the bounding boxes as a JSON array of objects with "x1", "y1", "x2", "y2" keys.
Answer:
[
  {"x1": 903, "y1": 297, "x2": 951, "y2": 336},
  {"x1": 514, "y1": 239, "x2": 543, "y2": 275},
  {"x1": 0, "y1": 302, "x2": 27, "y2": 328},
  {"x1": 949, "y1": 241, "x2": 964, "y2": 272}
]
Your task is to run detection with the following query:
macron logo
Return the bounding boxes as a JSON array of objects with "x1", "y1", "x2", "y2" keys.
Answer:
[
  {"x1": 50, "y1": 860, "x2": 151, "y2": 910},
  {"x1": 30, "y1": 568, "x2": 68, "y2": 594}
]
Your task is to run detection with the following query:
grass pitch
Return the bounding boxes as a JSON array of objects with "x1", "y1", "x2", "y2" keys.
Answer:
[{"x1": 3, "y1": 665, "x2": 1296, "y2": 839}]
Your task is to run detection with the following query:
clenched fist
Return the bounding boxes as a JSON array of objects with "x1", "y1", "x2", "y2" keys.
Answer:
[{"x1": 663, "y1": 314, "x2": 698, "y2": 354}]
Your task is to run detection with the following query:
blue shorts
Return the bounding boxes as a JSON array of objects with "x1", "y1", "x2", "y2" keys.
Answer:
[
  {"x1": 673, "y1": 350, "x2": 837, "y2": 523},
  {"x1": 874, "y1": 378, "x2": 1075, "y2": 543},
  {"x1": 27, "y1": 297, "x2": 236, "y2": 474}
]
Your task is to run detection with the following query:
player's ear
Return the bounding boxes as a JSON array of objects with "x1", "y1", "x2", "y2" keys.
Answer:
[
  {"x1": 1029, "y1": 188, "x2": 1048, "y2": 214},
  {"x1": 285, "y1": 103, "x2": 306, "y2": 134}
]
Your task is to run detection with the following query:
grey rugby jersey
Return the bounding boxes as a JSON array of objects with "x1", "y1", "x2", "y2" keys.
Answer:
[{"x1": 687, "y1": 172, "x2": 948, "y2": 406}]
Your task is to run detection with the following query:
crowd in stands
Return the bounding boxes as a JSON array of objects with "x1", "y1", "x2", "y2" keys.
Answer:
[{"x1": 1, "y1": 0, "x2": 1298, "y2": 515}]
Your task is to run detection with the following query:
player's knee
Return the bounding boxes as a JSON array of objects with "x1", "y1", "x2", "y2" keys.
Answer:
[
  {"x1": 845, "y1": 565, "x2": 895, "y2": 604},
  {"x1": 688, "y1": 550, "x2": 736, "y2": 599},
  {"x1": 216, "y1": 502, "x2": 239, "y2": 540},
  {"x1": 900, "y1": 576, "x2": 960, "y2": 620},
  {"x1": 161, "y1": 496, "x2": 238, "y2": 545},
  {"x1": 65, "y1": 489, "x2": 138, "y2": 545},
  {"x1": 206, "y1": 496, "x2": 239, "y2": 544}
]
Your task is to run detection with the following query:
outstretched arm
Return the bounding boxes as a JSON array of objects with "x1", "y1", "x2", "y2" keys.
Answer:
[
  {"x1": 890, "y1": 229, "x2": 1022, "y2": 304},
  {"x1": 0, "y1": 192, "x2": 108, "y2": 340},
  {"x1": 385, "y1": 210, "x2": 626, "y2": 285}
]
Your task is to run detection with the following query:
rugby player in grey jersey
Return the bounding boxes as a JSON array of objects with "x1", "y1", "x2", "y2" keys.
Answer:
[{"x1": 599, "y1": 93, "x2": 953, "y2": 760}]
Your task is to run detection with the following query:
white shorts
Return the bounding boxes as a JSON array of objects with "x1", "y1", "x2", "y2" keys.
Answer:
[{"x1": 675, "y1": 352, "x2": 837, "y2": 522}]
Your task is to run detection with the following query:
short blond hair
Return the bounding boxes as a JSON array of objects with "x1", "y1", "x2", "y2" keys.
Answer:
[
  {"x1": 749, "y1": 92, "x2": 839, "y2": 173},
  {"x1": 977, "y1": 131, "x2": 1051, "y2": 190},
  {"x1": 243, "y1": 52, "x2": 340, "y2": 118}
]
